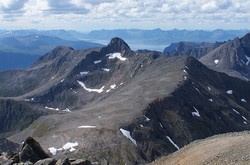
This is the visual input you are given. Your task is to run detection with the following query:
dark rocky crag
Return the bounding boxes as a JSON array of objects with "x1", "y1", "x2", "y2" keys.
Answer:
[{"x1": 0, "y1": 38, "x2": 250, "y2": 164}]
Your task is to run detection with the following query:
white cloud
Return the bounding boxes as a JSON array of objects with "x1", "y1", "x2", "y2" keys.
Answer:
[
  {"x1": 0, "y1": 0, "x2": 28, "y2": 11},
  {"x1": 0, "y1": 0, "x2": 250, "y2": 30}
]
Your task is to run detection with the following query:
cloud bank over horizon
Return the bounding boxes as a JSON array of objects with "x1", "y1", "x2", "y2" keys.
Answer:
[{"x1": 0, "y1": 0, "x2": 249, "y2": 31}]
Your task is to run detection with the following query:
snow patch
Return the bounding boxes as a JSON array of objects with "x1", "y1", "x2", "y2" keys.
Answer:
[
  {"x1": 242, "y1": 116, "x2": 247, "y2": 121},
  {"x1": 120, "y1": 128, "x2": 137, "y2": 146},
  {"x1": 232, "y1": 109, "x2": 240, "y2": 114},
  {"x1": 48, "y1": 147, "x2": 58, "y2": 155},
  {"x1": 194, "y1": 86, "x2": 202, "y2": 95},
  {"x1": 140, "y1": 125, "x2": 143, "y2": 128},
  {"x1": 60, "y1": 79, "x2": 64, "y2": 83},
  {"x1": 45, "y1": 106, "x2": 59, "y2": 111},
  {"x1": 183, "y1": 69, "x2": 187, "y2": 73},
  {"x1": 102, "y1": 68, "x2": 110, "y2": 72},
  {"x1": 24, "y1": 98, "x2": 34, "y2": 102},
  {"x1": 63, "y1": 108, "x2": 71, "y2": 112},
  {"x1": 144, "y1": 115, "x2": 150, "y2": 122},
  {"x1": 184, "y1": 76, "x2": 187, "y2": 80},
  {"x1": 62, "y1": 142, "x2": 78, "y2": 151},
  {"x1": 241, "y1": 98, "x2": 247, "y2": 103},
  {"x1": 107, "y1": 52, "x2": 127, "y2": 61},
  {"x1": 207, "y1": 86, "x2": 211, "y2": 91},
  {"x1": 166, "y1": 136, "x2": 179, "y2": 150},
  {"x1": 226, "y1": 90, "x2": 233, "y2": 94},
  {"x1": 78, "y1": 125, "x2": 96, "y2": 128},
  {"x1": 106, "y1": 89, "x2": 111, "y2": 93},
  {"x1": 208, "y1": 99, "x2": 213, "y2": 102},
  {"x1": 119, "y1": 82, "x2": 124, "y2": 86},
  {"x1": 110, "y1": 84, "x2": 116, "y2": 89},
  {"x1": 77, "y1": 80, "x2": 104, "y2": 93},
  {"x1": 214, "y1": 59, "x2": 219, "y2": 64},
  {"x1": 48, "y1": 141, "x2": 77, "y2": 155},
  {"x1": 192, "y1": 106, "x2": 200, "y2": 117},
  {"x1": 245, "y1": 55, "x2": 250, "y2": 65},
  {"x1": 244, "y1": 121, "x2": 248, "y2": 124},
  {"x1": 94, "y1": 60, "x2": 101, "y2": 64},
  {"x1": 80, "y1": 71, "x2": 89, "y2": 75},
  {"x1": 159, "y1": 123, "x2": 163, "y2": 128}
]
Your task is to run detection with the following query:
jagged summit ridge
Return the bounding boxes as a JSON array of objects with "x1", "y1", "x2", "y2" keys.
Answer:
[
  {"x1": 106, "y1": 37, "x2": 131, "y2": 52},
  {"x1": 200, "y1": 32, "x2": 250, "y2": 80}
]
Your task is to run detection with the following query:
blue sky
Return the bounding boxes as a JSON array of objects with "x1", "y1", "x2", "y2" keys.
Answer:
[{"x1": 0, "y1": 0, "x2": 249, "y2": 32}]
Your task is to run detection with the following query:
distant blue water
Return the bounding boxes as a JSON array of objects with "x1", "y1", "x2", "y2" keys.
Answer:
[{"x1": 81, "y1": 39, "x2": 168, "y2": 52}]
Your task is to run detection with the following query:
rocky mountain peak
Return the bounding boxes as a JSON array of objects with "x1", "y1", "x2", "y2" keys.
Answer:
[
  {"x1": 106, "y1": 37, "x2": 131, "y2": 52},
  {"x1": 33, "y1": 46, "x2": 74, "y2": 65}
]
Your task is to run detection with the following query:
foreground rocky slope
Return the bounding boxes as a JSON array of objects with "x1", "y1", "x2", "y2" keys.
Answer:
[
  {"x1": 150, "y1": 131, "x2": 250, "y2": 165},
  {"x1": 0, "y1": 38, "x2": 250, "y2": 164}
]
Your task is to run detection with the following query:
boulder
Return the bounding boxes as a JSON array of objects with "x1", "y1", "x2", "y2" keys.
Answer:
[
  {"x1": 71, "y1": 159, "x2": 91, "y2": 165},
  {"x1": 56, "y1": 157, "x2": 70, "y2": 165},
  {"x1": 34, "y1": 158, "x2": 56, "y2": 165},
  {"x1": 19, "y1": 137, "x2": 50, "y2": 163}
]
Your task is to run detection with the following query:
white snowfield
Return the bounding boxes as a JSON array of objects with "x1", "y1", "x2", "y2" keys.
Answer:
[
  {"x1": 102, "y1": 68, "x2": 110, "y2": 72},
  {"x1": 77, "y1": 80, "x2": 104, "y2": 93},
  {"x1": 48, "y1": 141, "x2": 78, "y2": 155},
  {"x1": 48, "y1": 147, "x2": 59, "y2": 155},
  {"x1": 226, "y1": 90, "x2": 233, "y2": 94},
  {"x1": 110, "y1": 84, "x2": 116, "y2": 89},
  {"x1": 120, "y1": 128, "x2": 137, "y2": 146},
  {"x1": 192, "y1": 106, "x2": 200, "y2": 117},
  {"x1": 63, "y1": 108, "x2": 71, "y2": 112},
  {"x1": 78, "y1": 125, "x2": 96, "y2": 128},
  {"x1": 166, "y1": 136, "x2": 179, "y2": 150},
  {"x1": 45, "y1": 106, "x2": 59, "y2": 111},
  {"x1": 106, "y1": 52, "x2": 127, "y2": 61},
  {"x1": 62, "y1": 142, "x2": 78, "y2": 151},
  {"x1": 232, "y1": 108, "x2": 240, "y2": 114},
  {"x1": 214, "y1": 59, "x2": 219, "y2": 64},
  {"x1": 241, "y1": 98, "x2": 247, "y2": 103}
]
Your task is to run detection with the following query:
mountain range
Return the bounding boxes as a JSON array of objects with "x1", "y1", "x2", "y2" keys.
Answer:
[
  {"x1": 0, "y1": 36, "x2": 250, "y2": 164},
  {"x1": 0, "y1": 28, "x2": 249, "y2": 71},
  {"x1": 0, "y1": 34, "x2": 102, "y2": 70},
  {"x1": 163, "y1": 32, "x2": 250, "y2": 80}
]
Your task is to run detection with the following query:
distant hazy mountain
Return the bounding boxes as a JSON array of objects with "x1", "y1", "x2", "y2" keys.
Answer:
[
  {"x1": 0, "y1": 34, "x2": 103, "y2": 70},
  {"x1": 0, "y1": 29, "x2": 78, "y2": 41},
  {"x1": 0, "y1": 34, "x2": 103, "y2": 55},
  {"x1": 82, "y1": 29, "x2": 249, "y2": 45}
]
